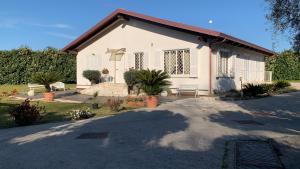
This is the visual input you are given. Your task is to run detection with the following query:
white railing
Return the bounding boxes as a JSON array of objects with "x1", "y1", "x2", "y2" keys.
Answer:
[{"x1": 264, "y1": 71, "x2": 272, "y2": 82}]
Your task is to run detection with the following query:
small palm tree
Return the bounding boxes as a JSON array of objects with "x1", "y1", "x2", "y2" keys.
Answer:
[
  {"x1": 32, "y1": 72, "x2": 61, "y2": 92},
  {"x1": 137, "y1": 69, "x2": 171, "y2": 96}
]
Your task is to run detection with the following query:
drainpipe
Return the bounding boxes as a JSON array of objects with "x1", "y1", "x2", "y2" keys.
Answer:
[{"x1": 208, "y1": 45, "x2": 213, "y2": 95}]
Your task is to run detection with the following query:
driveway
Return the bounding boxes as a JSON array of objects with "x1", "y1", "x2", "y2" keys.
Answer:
[{"x1": 0, "y1": 92, "x2": 299, "y2": 169}]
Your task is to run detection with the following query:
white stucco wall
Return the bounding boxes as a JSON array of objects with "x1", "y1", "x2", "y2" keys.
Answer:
[
  {"x1": 77, "y1": 18, "x2": 210, "y2": 93},
  {"x1": 76, "y1": 18, "x2": 267, "y2": 94},
  {"x1": 211, "y1": 44, "x2": 266, "y2": 91}
]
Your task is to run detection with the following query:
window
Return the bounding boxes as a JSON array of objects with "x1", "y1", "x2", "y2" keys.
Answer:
[
  {"x1": 217, "y1": 51, "x2": 232, "y2": 77},
  {"x1": 164, "y1": 49, "x2": 190, "y2": 75},
  {"x1": 134, "y1": 52, "x2": 144, "y2": 70}
]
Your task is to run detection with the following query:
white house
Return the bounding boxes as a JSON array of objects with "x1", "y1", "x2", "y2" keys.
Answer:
[{"x1": 62, "y1": 9, "x2": 274, "y2": 96}]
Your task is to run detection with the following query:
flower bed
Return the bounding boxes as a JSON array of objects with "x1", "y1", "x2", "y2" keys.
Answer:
[{"x1": 126, "y1": 96, "x2": 145, "y2": 107}]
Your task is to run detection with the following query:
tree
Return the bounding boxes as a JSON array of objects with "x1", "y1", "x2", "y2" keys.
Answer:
[{"x1": 265, "y1": 0, "x2": 300, "y2": 53}]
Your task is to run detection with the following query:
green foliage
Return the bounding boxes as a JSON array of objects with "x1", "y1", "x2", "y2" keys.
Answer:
[
  {"x1": 137, "y1": 69, "x2": 171, "y2": 96},
  {"x1": 0, "y1": 47, "x2": 76, "y2": 84},
  {"x1": 82, "y1": 70, "x2": 101, "y2": 84},
  {"x1": 124, "y1": 68, "x2": 140, "y2": 94},
  {"x1": 260, "y1": 83, "x2": 274, "y2": 93},
  {"x1": 266, "y1": 0, "x2": 300, "y2": 53},
  {"x1": 242, "y1": 83, "x2": 267, "y2": 97},
  {"x1": 9, "y1": 99, "x2": 44, "y2": 126},
  {"x1": 273, "y1": 80, "x2": 291, "y2": 89},
  {"x1": 266, "y1": 50, "x2": 300, "y2": 80},
  {"x1": 32, "y1": 72, "x2": 61, "y2": 92}
]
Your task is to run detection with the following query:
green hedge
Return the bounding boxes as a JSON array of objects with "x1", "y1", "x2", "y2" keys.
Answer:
[
  {"x1": 0, "y1": 47, "x2": 76, "y2": 84},
  {"x1": 266, "y1": 50, "x2": 300, "y2": 80}
]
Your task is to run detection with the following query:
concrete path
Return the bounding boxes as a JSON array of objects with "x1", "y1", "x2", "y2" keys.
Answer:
[{"x1": 0, "y1": 92, "x2": 299, "y2": 169}]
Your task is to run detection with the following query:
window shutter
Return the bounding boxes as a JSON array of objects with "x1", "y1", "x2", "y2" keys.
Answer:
[
  {"x1": 154, "y1": 50, "x2": 163, "y2": 70},
  {"x1": 127, "y1": 53, "x2": 134, "y2": 70},
  {"x1": 230, "y1": 54, "x2": 236, "y2": 78},
  {"x1": 216, "y1": 51, "x2": 221, "y2": 77},
  {"x1": 143, "y1": 52, "x2": 149, "y2": 69},
  {"x1": 189, "y1": 49, "x2": 198, "y2": 77}
]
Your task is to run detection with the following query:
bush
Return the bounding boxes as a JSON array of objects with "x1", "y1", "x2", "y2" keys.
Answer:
[
  {"x1": 273, "y1": 80, "x2": 291, "y2": 90},
  {"x1": 31, "y1": 72, "x2": 61, "y2": 92},
  {"x1": 106, "y1": 97, "x2": 123, "y2": 112},
  {"x1": 0, "y1": 47, "x2": 76, "y2": 84},
  {"x1": 242, "y1": 83, "x2": 267, "y2": 97},
  {"x1": 9, "y1": 99, "x2": 44, "y2": 126},
  {"x1": 83, "y1": 70, "x2": 101, "y2": 84},
  {"x1": 124, "y1": 68, "x2": 140, "y2": 94},
  {"x1": 69, "y1": 107, "x2": 94, "y2": 120},
  {"x1": 266, "y1": 50, "x2": 300, "y2": 80},
  {"x1": 260, "y1": 83, "x2": 274, "y2": 93},
  {"x1": 137, "y1": 69, "x2": 171, "y2": 96}
]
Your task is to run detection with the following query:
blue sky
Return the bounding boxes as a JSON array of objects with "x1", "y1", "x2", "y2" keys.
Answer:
[{"x1": 0, "y1": 0, "x2": 291, "y2": 51}]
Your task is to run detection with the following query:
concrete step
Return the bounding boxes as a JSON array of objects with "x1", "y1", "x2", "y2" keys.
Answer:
[{"x1": 80, "y1": 83, "x2": 128, "y2": 97}]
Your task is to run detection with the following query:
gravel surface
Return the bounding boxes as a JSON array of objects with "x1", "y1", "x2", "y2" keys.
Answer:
[{"x1": 0, "y1": 92, "x2": 299, "y2": 169}]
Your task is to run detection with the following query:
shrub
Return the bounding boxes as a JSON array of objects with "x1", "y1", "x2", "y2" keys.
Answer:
[
  {"x1": 273, "y1": 80, "x2": 291, "y2": 90},
  {"x1": 83, "y1": 70, "x2": 101, "y2": 84},
  {"x1": 242, "y1": 83, "x2": 267, "y2": 97},
  {"x1": 124, "y1": 68, "x2": 140, "y2": 94},
  {"x1": 260, "y1": 83, "x2": 274, "y2": 93},
  {"x1": 69, "y1": 107, "x2": 94, "y2": 120},
  {"x1": 137, "y1": 69, "x2": 171, "y2": 96},
  {"x1": 9, "y1": 99, "x2": 44, "y2": 126},
  {"x1": 266, "y1": 50, "x2": 300, "y2": 80},
  {"x1": 31, "y1": 72, "x2": 61, "y2": 92},
  {"x1": 0, "y1": 47, "x2": 76, "y2": 84},
  {"x1": 106, "y1": 97, "x2": 123, "y2": 112}
]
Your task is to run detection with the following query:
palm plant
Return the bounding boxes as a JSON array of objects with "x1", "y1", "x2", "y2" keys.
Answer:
[
  {"x1": 137, "y1": 69, "x2": 171, "y2": 96},
  {"x1": 32, "y1": 72, "x2": 61, "y2": 92}
]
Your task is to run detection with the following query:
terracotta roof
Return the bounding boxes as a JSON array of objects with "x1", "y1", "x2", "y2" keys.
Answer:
[{"x1": 62, "y1": 9, "x2": 274, "y2": 56}]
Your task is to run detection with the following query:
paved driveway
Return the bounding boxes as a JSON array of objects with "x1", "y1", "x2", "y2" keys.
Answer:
[{"x1": 0, "y1": 92, "x2": 299, "y2": 169}]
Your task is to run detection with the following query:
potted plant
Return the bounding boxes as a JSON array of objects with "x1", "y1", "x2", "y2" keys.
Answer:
[
  {"x1": 137, "y1": 69, "x2": 170, "y2": 108},
  {"x1": 102, "y1": 68, "x2": 109, "y2": 75},
  {"x1": 102, "y1": 68, "x2": 109, "y2": 82},
  {"x1": 31, "y1": 72, "x2": 61, "y2": 101}
]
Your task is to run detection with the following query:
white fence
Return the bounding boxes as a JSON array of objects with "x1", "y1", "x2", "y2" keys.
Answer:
[{"x1": 264, "y1": 71, "x2": 272, "y2": 82}]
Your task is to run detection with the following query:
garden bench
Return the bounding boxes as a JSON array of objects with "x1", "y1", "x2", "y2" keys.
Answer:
[
  {"x1": 176, "y1": 84, "x2": 199, "y2": 98},
  {"x1": 28, "y1": 83, "x2": 44, "y2": 91},
  {"x1": 50, "y1": 82, "x2": 65, "y2": 91}
]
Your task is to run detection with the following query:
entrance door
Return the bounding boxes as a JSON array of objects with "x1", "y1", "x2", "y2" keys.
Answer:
[{"x1": 115, "y1": 55, "x2": 125, "y2": 83}]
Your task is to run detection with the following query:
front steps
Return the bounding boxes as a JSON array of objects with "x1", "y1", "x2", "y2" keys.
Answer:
[{"x1": 80, "y1": 83, "x2": 128, "y2": 97}]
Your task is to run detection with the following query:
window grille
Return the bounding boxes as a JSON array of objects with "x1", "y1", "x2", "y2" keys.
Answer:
[
  {"x1": 164, "y1": 49, "x2": 190, "y2": 75},
  {"x1": 134, "y1": 52, "x2": 144, "y2": 70}
]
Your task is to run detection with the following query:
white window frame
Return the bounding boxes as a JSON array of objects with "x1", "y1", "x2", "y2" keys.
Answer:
[
  {"x1": 163, "y1": 48, "x2": 191, "y2": 77},
  {"x1": 134, "y1": 52, "x2": 144, "y2": 70}
]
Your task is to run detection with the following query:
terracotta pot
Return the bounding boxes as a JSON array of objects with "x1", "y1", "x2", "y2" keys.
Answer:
[
  {"x1": 44, "y1": 92, "x2": 55, "y2": 101},
  {"x1": 146, "y1": 96, "x2": 158, "y2": 108}
]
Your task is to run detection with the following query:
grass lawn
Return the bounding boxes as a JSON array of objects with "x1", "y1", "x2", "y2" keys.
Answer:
[
  {"x1": 0, "y1": 84, "x2": 77, "y2": 94},
  {"x1": 287, "y1": 80, "x2": 300, "y2": 83},
  {"x1": 0, "y1": 97, "x2": 118, "y2": 129}
]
